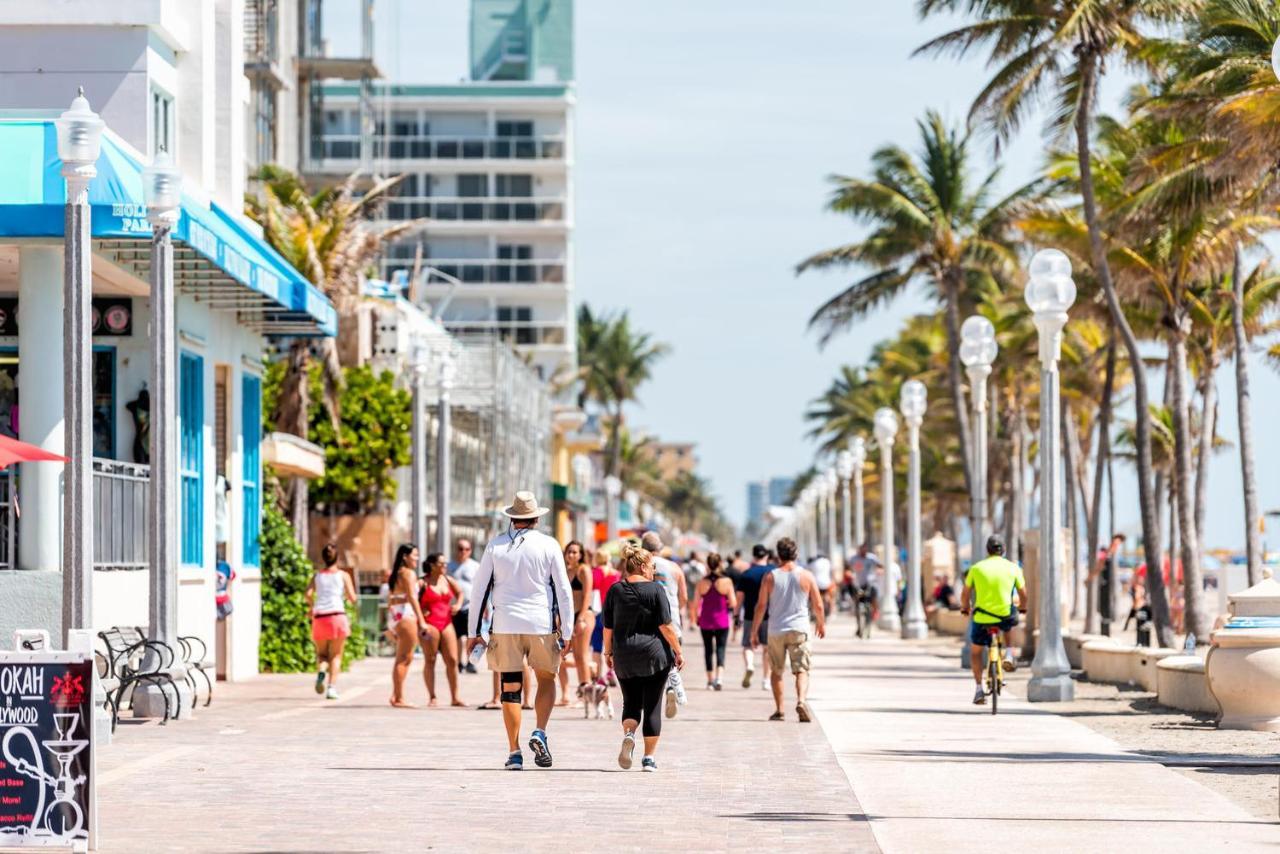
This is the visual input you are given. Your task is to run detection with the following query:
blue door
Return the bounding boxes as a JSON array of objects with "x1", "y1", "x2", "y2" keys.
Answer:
[
  {"x1": 241, "y1": 374, "x2": 262, "y2": 567},
  {"x1": 179, "y1": 352, "x2": 204, "y2": 566}
]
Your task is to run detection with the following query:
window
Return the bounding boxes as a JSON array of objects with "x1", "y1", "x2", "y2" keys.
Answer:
[
  {"x1": 457, "y1": 175, "x2": 488, "y2": 197},
  {"x1": 496, "y1": 121, "x2": 534, "y2": 138},
  {"x1": 151, "y1": 86, "x2": 175, "y2": 156},
  {"x1": 496, "y1": 244, "x2": 533, "y2": 283},
  {"x1": 251, "y1": 83, "x2": 276, "y2": 166},
  {"x1": 179, "y1": 352, "x2": 204, "y2": 566},
  {"x1": 242, "y1": 374, "x2": 262, "y2": 567},
  {"x1": 495, "y1": 175, "x2": 533, "y2": 197},
  {"x1": 497, "y1": 306, "x2": 535, "y2": 345}
]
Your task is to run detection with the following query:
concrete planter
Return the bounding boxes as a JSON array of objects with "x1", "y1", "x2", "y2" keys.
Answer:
[
  {"x1": 1206, "y1": 578, "x2": 1280, "y2": 731},
  {"x1": 1157, "y1": 656, "x2": 1220, "y2": 716},
  {"x1": 1082, "y1": 641, "x2": 1137, "y2": 685},
  {"x1": 935, "y1": 609, "x2": 968, "y2": 637},
  {"x1": 1132, "y1": 648, "x2": 1181, "y2": 692},
  {"x1": 1065, "y1": 633, "x2": 1115, "y2": 670}
]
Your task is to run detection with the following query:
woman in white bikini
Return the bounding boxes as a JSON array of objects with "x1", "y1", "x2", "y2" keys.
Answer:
[{"x1": 387, "y1": 543, "x2": 427, "y2": 708}]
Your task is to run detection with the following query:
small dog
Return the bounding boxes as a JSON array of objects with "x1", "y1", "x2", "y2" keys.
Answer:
[{"x1": 578, "y1": 677, "x2": 614, "y2": 720}]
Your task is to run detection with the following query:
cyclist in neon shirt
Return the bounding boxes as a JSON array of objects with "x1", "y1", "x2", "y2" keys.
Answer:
[{"x1": 961, "y1": 534, "x2": 1028, "y2": 706}]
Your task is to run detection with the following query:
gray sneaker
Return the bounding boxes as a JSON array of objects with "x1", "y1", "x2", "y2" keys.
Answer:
[
  {"x1": 641, "y1": 756, "x2": 657, "y2": 772},
  {"x1": 504, "y1": 751, "x2": 523, "y2": 770},
  {"x1": 973, "y1": 685, "x2": 986, "y2": 706},
  {"x1": 618, "y1": 732, "x2": 635, "y2": 770}
]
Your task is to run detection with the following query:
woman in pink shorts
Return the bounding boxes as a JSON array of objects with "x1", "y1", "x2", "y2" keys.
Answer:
[{"x1": 307, "y1": 543, "x2": 357, "y2": 699}]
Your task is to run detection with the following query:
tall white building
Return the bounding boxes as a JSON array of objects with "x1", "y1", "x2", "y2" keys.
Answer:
[{"x1": 310, "y1": 0, "x2": 577, "y2": 383}]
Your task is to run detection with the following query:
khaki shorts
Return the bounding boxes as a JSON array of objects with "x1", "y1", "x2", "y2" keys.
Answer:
[
  {"x1": 767, "y1": 630, "x2": 811, "y2": 674},
  {"x1": 487, "y1": 632, "x2": 562, "y2": 675}
]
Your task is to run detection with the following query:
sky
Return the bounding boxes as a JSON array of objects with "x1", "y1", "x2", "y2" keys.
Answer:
[{"x1": 335, "y1": 1, "x2": 1280, "y2": 552}]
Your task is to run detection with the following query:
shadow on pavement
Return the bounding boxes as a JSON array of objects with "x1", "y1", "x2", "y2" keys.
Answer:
[{"x1": 718, "y1": 811, "x2": 871, "y2": 823}]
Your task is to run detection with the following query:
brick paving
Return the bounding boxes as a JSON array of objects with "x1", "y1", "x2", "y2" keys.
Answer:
[{"x1": 93, "y1": 621, "x2": 880, "y2": 853}]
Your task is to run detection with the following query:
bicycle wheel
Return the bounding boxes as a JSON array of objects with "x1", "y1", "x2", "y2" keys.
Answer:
[{"x1": 988, "y1": 658, "x2": 1000, "y2": 715}]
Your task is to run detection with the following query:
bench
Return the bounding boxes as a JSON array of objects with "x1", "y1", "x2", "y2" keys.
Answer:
[
  {"x1": 97, "y1": 627, "x2": 182, "y2": 729},
  {"x1": 177, "y1": 635, "x2": 214, "y2": 707}
]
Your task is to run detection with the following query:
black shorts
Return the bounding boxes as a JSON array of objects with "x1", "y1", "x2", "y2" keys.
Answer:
[
  {"x1": 969, "y1": 615, "x2": 1018, "y2": 646},
  {"x1": 452, "y1": 608, "x2": 469, "y2": 637}
]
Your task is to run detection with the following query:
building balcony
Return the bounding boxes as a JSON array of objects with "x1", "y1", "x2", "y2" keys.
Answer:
[
  {"x1": 313, "y1": 133, "x2": 566, "y2": 162},
  {"x1": 383, "y1": 197, "x2": 567, "y2": 227},
  {"x1": 384, "y1": 258, "x2": 566, "y2": 285},
  {"x1": 444, "y1": 320, "x2": 568, "y2": 349}
]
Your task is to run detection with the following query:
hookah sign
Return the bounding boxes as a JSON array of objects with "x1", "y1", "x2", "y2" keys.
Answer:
[{"x1": 0, "y1": 648, "x2": 94, "y2": 850}]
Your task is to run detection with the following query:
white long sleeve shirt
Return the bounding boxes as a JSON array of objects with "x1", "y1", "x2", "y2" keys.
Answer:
[{"x1": 468, "y1": 526, "x2": 574, "y2": 638}]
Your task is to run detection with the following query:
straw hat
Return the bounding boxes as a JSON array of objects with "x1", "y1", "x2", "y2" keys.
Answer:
[{"x1": 502, "y1": 490, "x2": 551, "y2": 519}]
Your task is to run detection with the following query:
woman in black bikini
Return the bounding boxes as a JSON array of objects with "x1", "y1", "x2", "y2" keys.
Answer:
[{"x1": 556, "y1": 540, "x2": 594, "y2": 705}]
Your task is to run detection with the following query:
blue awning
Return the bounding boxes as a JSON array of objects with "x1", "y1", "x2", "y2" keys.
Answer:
[{"x1": 0, "y1": 120, "x2": 336, "y2": 336}]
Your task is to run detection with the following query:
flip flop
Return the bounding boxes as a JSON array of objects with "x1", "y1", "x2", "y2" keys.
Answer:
[
  {"x1": 478, "y1": 701, "x2": 501, "y2": 710},
  {"x1": 796, "y1": 702, "x2": 812, "y2": 723},
  {"x1": 768, "y1": 711, "x2": 784, "y2": 721}
]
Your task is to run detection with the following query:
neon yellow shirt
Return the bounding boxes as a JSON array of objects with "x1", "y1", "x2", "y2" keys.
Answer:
[{"x1": 965, "y1": 556, "x2": 1025, "y2": 624}]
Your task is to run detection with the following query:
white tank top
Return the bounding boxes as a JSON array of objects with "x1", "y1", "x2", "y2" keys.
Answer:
[{"x1": 313, "y1": 570, "x2": 346, "y2": 615}]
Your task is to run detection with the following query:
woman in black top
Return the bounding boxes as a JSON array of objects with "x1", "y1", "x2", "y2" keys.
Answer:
[{"x1": 603, "y1": 543, "x2": 685, "y2": 772}]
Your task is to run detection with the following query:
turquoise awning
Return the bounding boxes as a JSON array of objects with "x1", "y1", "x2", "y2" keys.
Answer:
[{"x1": 0, "y1": 120, "x2": 336, "y2": 337}]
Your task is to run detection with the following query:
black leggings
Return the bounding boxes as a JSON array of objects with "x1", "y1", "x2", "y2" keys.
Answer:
[
  {"x1": 618, "y1": 668, "x2": 670, "y2": 737},
  {"x1": 701, "y1": 628, "x2": 728, "y2": 671}
]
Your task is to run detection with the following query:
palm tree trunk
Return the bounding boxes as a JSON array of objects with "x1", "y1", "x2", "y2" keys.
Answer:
[
  {"x1": 1167, "y1": 324, "x2": 1210, "y2": 642},
  {"x1": 1086, "y1": 332, "x2": 1116, "y2": 634},
  {"x1": 1232, "y1": 245, "x2": 1262, "y2": 584},
  {"x1": 1193, "y1": 359, "x2": 1217, "y2": 550},
  {"x1": 1075, "y1": 50, "x2": 1172, "y2": 647},
  {"x1": 942, "y1": 280, "x2": 975, "y2": 498}
]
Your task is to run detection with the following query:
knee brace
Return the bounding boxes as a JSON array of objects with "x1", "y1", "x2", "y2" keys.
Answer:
[{"x1": 500, "y1": 671, "x2": 524, "y2": 704}]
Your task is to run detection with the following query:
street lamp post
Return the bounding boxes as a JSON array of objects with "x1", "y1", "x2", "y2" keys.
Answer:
[
  {"x1": 55, "y1": 89, "x2": 103, "y2": 647},
  {"x1": 435, "y1": 351, "x2": 456, "y2": 555},
  {"x1": 604, "y1": 475, "x2": 622, "y2": 543},
  {"x1": 1026, "y1": 248, "x2": 1076, "y2": 703},
  {"x1": 410, "y1": 341, "x2": 428, "y2": 556},
  {"x1": 851, "y1": 437, "x2": 866, "y2": 547},
  {"x1": 625, "y1": 489, "x2": 639, "y2": 533},
  {"x1": 874, "y1": 407, "x2": 902, "y2": 633},
  {"x1": 836, "y1": 450, "x2": 854, "y2": 566},
  {"x1": 899, "y1": 380, "x2": 928, "y2": 639},
  {"x1": 136, "y1": 150, "x2": 190, "y2": 716},
  {"x1": 824, "y1": 468, "x2": 839, "y2": 567},
  {"x1": 571, "y1": 453, "x2": 592, "y2": 546},
  {"x1": 960, "y1": 314, "x2": 998, "y2": 667}
]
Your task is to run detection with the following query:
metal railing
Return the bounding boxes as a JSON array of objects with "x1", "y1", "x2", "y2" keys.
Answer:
[
  {"x1": 312, "y1": 134, "x2": 565, "y2": 161},
  {"x1": 382, "y1": 258, "x2": 566, "y2": 285},
  {"x1": 0, "y1": 470, "x2": 14, "y2": 570},
  {"x1": 384, "y1": 197, "x2": 565, "y2": 224},
  {"x1": 445, "y1": 320, "x2": 568, "y2": 347},
  {"x1": 93, "y1": 458, "x2": 149, "y2": 571}
]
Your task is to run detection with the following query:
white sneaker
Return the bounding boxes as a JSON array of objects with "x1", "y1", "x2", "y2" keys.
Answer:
[
  {"x1": 668, "y1": 670, "x2": 688, "y2": 706},
  {"x1": 326, "y1": 686, "x2": 339, "y2": 700},
  {"x1": 665, "y1": 689, "x2": 678, "y2": 719}
]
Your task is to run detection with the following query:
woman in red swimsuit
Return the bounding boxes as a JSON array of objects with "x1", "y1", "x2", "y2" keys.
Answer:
[{"x1": 419, "y1": 552, "x2": 465, "y2": 707}]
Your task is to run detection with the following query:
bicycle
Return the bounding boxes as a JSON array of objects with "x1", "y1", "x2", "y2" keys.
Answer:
[
  {"x1": 854, "y1": 586, "x2": 875, "y2": 640},
  {"x1": 983, "y1": 625, "x2": 1004, "y2": 715}
]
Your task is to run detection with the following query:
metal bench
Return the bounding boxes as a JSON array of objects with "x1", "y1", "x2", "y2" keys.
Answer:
[
  {"x1": 177, "y1": 635, "x2": 214, "y2": 707},
  {"x1": 97, "y1": 627, "x2": 181, "y2": 729}
]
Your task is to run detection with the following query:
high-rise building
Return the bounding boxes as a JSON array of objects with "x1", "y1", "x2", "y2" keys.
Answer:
[
  {"x1": 746, "y1": 482, "x2": 766, "y2": 527},
  {"x1": 311, "y1": 0, "x2": 576, "y2": 383},
  {"x1": 768, "y1": 476, "x2": 796, "y2": 508}
]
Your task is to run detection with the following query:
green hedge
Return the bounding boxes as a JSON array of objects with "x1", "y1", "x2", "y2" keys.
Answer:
[{"x1": 258, "y1": 502, "x2": 366, "y2": 673}]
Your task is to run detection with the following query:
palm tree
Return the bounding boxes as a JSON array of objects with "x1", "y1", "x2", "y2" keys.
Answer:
[
  {"x1": 246, "y1": 166, "x2": 413, "y2": 533},
  {"x1": 797, "y1": 111, "x2": 1040, "y2": 499},
  {"x1": 917, "y1": 0, "x2": 1194, "y2": 645},
  {"x1": 576, "y1": 304, "x2": 669, "y2": 480}
]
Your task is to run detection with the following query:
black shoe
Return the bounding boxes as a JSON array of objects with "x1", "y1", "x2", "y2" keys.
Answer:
[{"x1": 465, "y1": 663, "x2": 478, "y2": 674}]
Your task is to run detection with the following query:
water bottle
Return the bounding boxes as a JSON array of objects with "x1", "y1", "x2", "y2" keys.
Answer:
[
  {"x1": 469, "y1": 639, "x2": 488, "y2": 668},
  {"x1": 1183, "y1": 633, "x2": 1196, "y2": 654}
]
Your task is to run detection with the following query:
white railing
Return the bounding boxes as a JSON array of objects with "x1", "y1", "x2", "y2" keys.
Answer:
[
  {"x1": 384, "y1": 196, "x2": 566, "y2": 224},
  {"x1": 382, "y1": 258, "x2": 566, "y2": 285},
  {"x1": 313, "y1": 133, "x2": 566, "y2": 161},
  {"x1": 444, "y1": 320, "x2": 568, "y2": 347}
]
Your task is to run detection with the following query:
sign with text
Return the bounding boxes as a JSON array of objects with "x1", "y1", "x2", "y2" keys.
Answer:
[{"x1": 0, "y1": 658, "x2": 93, "y2": 848}]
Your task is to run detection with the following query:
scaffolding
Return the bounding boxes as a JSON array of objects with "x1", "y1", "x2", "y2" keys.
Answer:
[
  {"x1": 300, "y1": 0, "x2": 380, "y2": 174},
  {"x1": 423, "y1": 336, "x2": 552, "y2": 548}
]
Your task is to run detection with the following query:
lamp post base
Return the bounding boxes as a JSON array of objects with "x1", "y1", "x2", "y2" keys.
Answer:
[
  {"x1": 901, "y1": 618, "x2": 928, "y2": 640},
  {"x1": 1026, "y1": 672, "x2": 1075, "y2": 703},
  {"x1": 132, "y1": 674, "x2": 193, "y2": 719},
  {"x1": 877, "y1": 612, "x2": 901, "y2": 633}
]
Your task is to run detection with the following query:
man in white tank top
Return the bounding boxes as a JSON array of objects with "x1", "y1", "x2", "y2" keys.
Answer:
[{"x1": 748, "y1": 537, "x2": 825, "y2": 722}]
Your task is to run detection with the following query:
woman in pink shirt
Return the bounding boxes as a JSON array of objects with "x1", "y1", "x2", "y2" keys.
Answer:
[{"x1": 691, "y1": 553, "x2": 735, "y2": 690}]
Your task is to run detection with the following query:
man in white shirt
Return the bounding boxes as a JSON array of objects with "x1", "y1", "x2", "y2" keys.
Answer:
[
  {"x1": 467, "y1": 491, "x2": 574, "y2": 771},
  {"x1": 642, "y1": 531, "x2": 688, "y2": 716},
  {"x1": 809, "y1": 553, "x2": 834, "y2": 618},
  {"x1": 448, "y1": 538, "x2": 481, "y2": 673}
]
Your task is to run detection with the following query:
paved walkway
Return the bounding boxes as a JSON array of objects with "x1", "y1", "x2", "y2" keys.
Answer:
[
  {"x1": 85, "y1": 619, "x2": 1280, "y2": 852},
  {"x1": 94, "y1": 627, "x2": 878, "y2": 853},
  {"x1": 809, "y1": 635, "x2": 1279, "y2": 852}
]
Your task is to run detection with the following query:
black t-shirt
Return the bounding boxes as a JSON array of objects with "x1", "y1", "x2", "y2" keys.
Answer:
[
  {"x1": 736, "y1": 564, "x2": 775, "y2": 620},
  {"x1": 603, "y1": 579, "x2": 673, "y2": 679}
]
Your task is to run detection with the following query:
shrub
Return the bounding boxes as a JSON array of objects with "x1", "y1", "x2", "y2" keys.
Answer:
[{"x1": 259, "y1": 502, "x2": 366, "y2": 672}]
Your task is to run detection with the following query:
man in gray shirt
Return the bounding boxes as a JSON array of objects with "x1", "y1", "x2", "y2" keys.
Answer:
[
  {"x1": 448, "y1": 538, "x2": 480, "y2": 673},
  {"x1": 749, "y1": 536, "x2": 825, "y2": 723}
]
